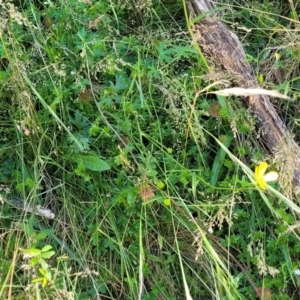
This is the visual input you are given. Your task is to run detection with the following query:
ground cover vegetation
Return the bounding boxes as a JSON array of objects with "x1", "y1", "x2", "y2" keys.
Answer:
[{"x1": 1, "y1": 0, "x2": 300, "y2": 299}]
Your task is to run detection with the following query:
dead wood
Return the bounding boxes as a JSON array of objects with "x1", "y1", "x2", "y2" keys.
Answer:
[{"x1": 186, "y1": 0, "x2": 300, "y2": 192}]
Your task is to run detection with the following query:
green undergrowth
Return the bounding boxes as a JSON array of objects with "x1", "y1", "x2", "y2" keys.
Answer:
[{"x1": 1, "y1": 0, "x2": 300, "y2": 299}]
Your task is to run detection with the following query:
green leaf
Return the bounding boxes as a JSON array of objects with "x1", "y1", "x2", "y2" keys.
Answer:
[
  {"x1": 71, "y1": 110, "x2": 89, "y2": 130},
  {"x1": 77, "y1": 27, "x2": 87, "y2": 40},
  {"x1": 39, "y1": 258, "x2": 48, "y2": 269},
  {"x1": 34, "y1": 229, "x2": 55, "y2": 241},
  {"x1": 210, "y1": 134, "x2": 233, "y2": 186},
  {"x1": 74, "y1": 155, "x2": 110, "y2": 172},
  {"x1": 41, "y1": 245, "x2": 52, "y2": 252},
  {"x1": 35, "y1": 232, "x2": 48, "y2": 241},
  {"x1": 41, "y1": 251, "x2": 56, "y2": 259},
  {"x1": 21, "y1": 248, "x2": 41, "y2": 257},
  {"x1": 30, "y1": 257, "x2": 39, "y2": 267}
]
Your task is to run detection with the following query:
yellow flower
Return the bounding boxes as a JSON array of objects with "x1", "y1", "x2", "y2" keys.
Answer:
[
  {"x1": 32, "y1": 268, "x2": 51, "y2": 287},
  {"x1": 254, "y1": 162, "x2": 278, "y2": 190}
]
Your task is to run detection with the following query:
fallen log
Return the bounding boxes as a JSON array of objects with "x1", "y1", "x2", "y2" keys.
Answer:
[{"x1": 186, "y1": 0, "x2": 300, "y2": 193}]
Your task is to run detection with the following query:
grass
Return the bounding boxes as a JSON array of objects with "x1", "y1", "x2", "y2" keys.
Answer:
[{"x1": 1, "y1": 0, "x2": 300, "y2": 299}]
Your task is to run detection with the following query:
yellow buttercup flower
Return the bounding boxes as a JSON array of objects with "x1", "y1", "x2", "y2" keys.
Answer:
[{"x1": 254, "y1": 162, "x2": 278, "y2": 190}]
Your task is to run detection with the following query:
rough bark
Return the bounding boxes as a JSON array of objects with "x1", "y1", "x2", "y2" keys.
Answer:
[{"x1": 187, "y1": 0, "x2": 300, "y2": 192}]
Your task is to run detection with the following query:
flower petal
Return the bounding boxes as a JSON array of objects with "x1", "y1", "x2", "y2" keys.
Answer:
[
  {"x1": 255, "y1": 165, "x2": 259, "y2": 178},
  {"x1": 294, "y1": 269, "x2": 300, "y2": 276},
  {"x1": 257, "y1": 178, "x2": 267, "y2": 190},
  {"x1": 42, "y1": 278, "x2": 48, "y2": 287},
  {"x1": 263, "y1": 171, "x2": 278, "y2": 182},
  {"x1": 257, "y1": 162, "x2": 268, "y2": 177}
]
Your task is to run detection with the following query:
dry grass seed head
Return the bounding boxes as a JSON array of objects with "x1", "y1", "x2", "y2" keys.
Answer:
[
  {"x1": 118, "y1": 146, "x2": 135, "y2": 172},
  {"x1": 0, "y1": 1, "x2": 32, "y2": 28},
  {"x1": 115, "y1": 0, "x2": 152, "y2": 12},
  {"x1": 79, "y1": 89, "x2": 93, "y2": 103},
  {"x1": 248, "y1": 240, "x2": 279, "y2": 277},
  {"x1": 192, "y1": 230, "x2": 204, "y2": 261},
  {"x1": 139, "y1": 183, "x2": 155, "y2": 202},
  {"x1": 157, "y1": 77, "x2": 207, "y2": 147}
]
